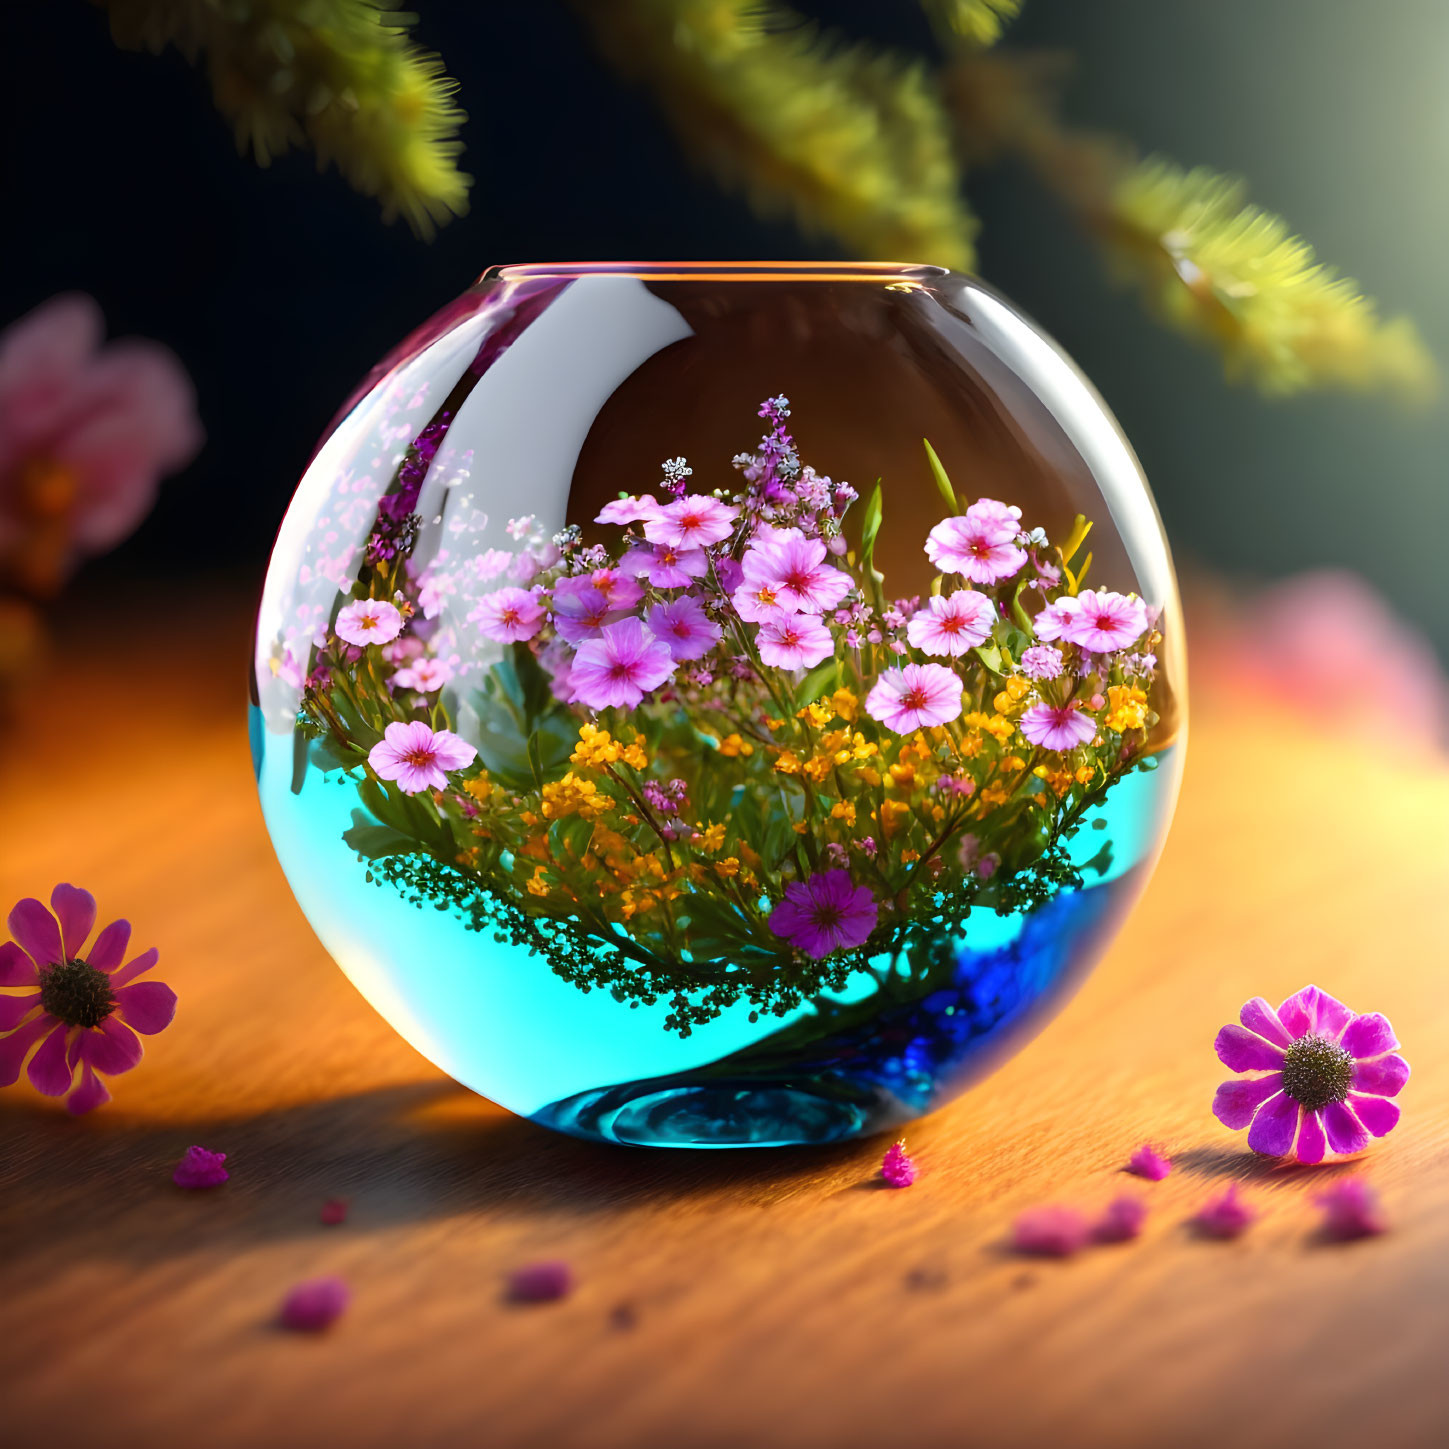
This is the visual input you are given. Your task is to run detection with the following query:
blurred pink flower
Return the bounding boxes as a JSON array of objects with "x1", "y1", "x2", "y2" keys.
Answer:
[
  {"x1": 1315, "y1": 1178, "x2": 1387, "y2": 1240},
  {"x1": 0, "y1": 294, "x2": 201, "y2": 594},
  {"x1": 173, "y1": 1145, "x2": 229, "y2": 1189},
  {"x1": 1012, "y1": 1205, "x2": 1089, "y2": 1257},
  {"x1": 280, "y1": 1276, "x2": 350, "y2": 1331},
  {"x1": 1126, "y1": 1144, "x2": 1172, "y2": 1181}
]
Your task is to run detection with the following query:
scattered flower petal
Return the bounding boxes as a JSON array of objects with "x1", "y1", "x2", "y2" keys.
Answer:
[
  {"x1": 1127, "y1": 1144, "x2": 1172, "y2": 1181},
  {"x1": 1194, "y1": 1184, "x2": 1257, "y2": 1239},
  {"x1": 1314, "y1": 1177, "x2": 1387, "y2": 1241},
  {"x1": 880, "y1": 1140, "x2": 918, "y2": 1188},
  {"x1": 1094, "y1": 1196, "x2": 1148, "y2": 1243},
  {"x1": 1012, "y1": 1205, "x2": 1090, "y2": 1257},
  {"x1": 319, "y1": 1198, "x2": 349, "y2": 1226},
  {"x1": 507, "y1": 1260, "x2": 574, "y2": 1303},
  {"x1": 173, "y1": 1145, "x2": 229, "y2": 1190},
  {"x1": 280, "y1": 1276, "x2": 350, "y2": 1332}
]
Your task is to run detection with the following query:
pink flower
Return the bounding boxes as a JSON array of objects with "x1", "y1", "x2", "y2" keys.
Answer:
[
  {"x1": 1031, "y1": 596, "x2": 1081, "y2": 643},
  {"x1": 620, "y1": 543, "x2": 708, "y2": 590},
  {"x1": 556, "y1": 568, "x2": 644, "y2": 610},
  {"x1": 368, "y1": 721, "x2": 477, "y2": 794},
  {"x1": 881, "y1": 1140, "x2": 918, "y2": 1188},
  {"x1": 768, "y1": 869, "x2": 878, "y2": 958},
  {"x1": 646, "y1": 596, "x2": 722, "y2": 661},
  {"x1": 865, "y1": 663, "x2": 963, "y2": 733},
  {"x1": 1019, "y1": 701, "x2": 1095, "y2": 752},
  {"x1": 755, "y1": 613, "x2": 834, "y2": 671},
  {"x1": 507, "y1": 1260, "x2": 574, "y2": 1303},
  {"x1": 737, "y1": 532, "x2": 851, "y2": 616},
  {"x1": 1194, "y1": 1185, "x2": 1256, "y2": 1239},
  {"x1": 0, "y1": 884, "x2": 176, "y2": 1114},
  {"x1": 1019, "y1": 645, "x2": 1063, "y2": 681},
  {"x1": 1314, "y1": 1178, "x2": 1387, "y2": 1240},
  {"x1": 173, "y1": 1145, "x2": 229, "y2": 1189},
  {"x1": 0, "y1": 293, "x2": 203, "y2": 595},
  {"x1": 643, "y1": 493, "x2": 738, "y2": 549},
  {"x1": 924, "y1": 501, "x2": 1026, "y2": 584},
  {"x1": 553, "y1": 586, "x2": 628, "y2": 646},
  {"x1": 1012, "y1": 1205, "x2": 1089, "y2": 1257},
  {"x1": 391, "y1": 656, "x2": 452, "y2": 692},
  {"x1": 1126, "y1": 1144, "x2": 1172, "y2": 1181},
  {"x1": 1093, "y1": 1197, "x2": 1148, "y2": 1243},
  {"x1": 1061, "y1": 589, "x2": 1149, "y2": 652},
  {"x1": 595, "y1": 493, "x2": 660, "y2": 526},
  {"x1": 570, "y1": 617, "x2": 676, "y2": 709},
  {"x1": 335, "y1": 598, "x2": 403, "y2": 647},
  {"x1": 1212, "y1": 986, "x2": 1409, "y2": 1164},
  {"x1": 905, "y1": 590, "x2": 995, "y2": 656},
  {"x1": 280, "y1": 1277, "x2": 350, "y2": 1332},
  {"x1": 468, "y1": 587, "x2": 545, "y2": 643}
]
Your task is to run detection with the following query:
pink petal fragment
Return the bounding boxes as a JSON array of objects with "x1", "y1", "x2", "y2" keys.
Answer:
[
  {"x1": 66, "y1": 1063, "x2": 111, "y2": 1115},
  {"x1": 1094, "y1": 1196, "x2": 1148, "y2": 1243},
  {"x1": 507, "y1": 1260, "x2": 574, "y2": 1303},
  {"x1": 78, "y1": 1018, "x2": 143, "y2": 1075},
  {"x1": 319, "y1": 1198, "x2": 349, "y2": 1226},
  {"x1": 1315, "y1": 1178, "x2": 1387, "y2": 1240},
  {"x1": 1195, "y1": 1184, "x2": 1256, "y2": 1239},
  {"x1": 1341, "y1": 1013, "x2": 1399, "y2": 1059},
  {"x1": 88, "y1": 919, "x2": 132, "y2": 973},
  {"x1": 0, "y1": 940, "x2": 39, "y2": 987},
  {"x1": 1215, "y1": 1024, "x2": 1285, "y2": 1072},
  {"x1": 1277, "y1": 985, "x2": 1352, "y2": 1041},
  {"x1": 1213, "y1": 1073, "x2": 1283, "y2": 1129},
  {"x1": 0, "y1": 992, "x2": 40, "y2": 1030},
  {"x1": 110, "y1": 946, "x2": 159, "y2": 990},
  {"x1": 1352, "y1": 1054, "x2": 1410, "y2": 1097},
  {"x1": 880, "y1": 1140, "x2": 918, "y2": 1188},
  {"x1": 1239, "y1": 997, "x2": 1293, "y2": 1048},
  {"x1": 173, "y1": 1145, "x2": 230, "y2": 1189},
  {"x1": 1348, "y1": 1093, "x2": 1400, "y2": 1139},
  {"x1": 27, "y1": 1021, "x2": 74, "y2": 1096},
  {"x1": 280, "y1": 1277, "x2": 350, "y2": 1332},
  {"x1": 1322, "y1": 1100, "x2": 1370, "y2": 1157},
  {"x1": 1246, "y1": 1091, "x2": 1300, "y2": 1157},
  {"x1": 1012, "y1": 1206, "x2": 1089, "y2": 1258},
  {"x1": 1126, "y1": 1143, "x2": 1171, "y2": 1180},
  {"x1": 0, "y1": 1014, "x2": 52, "y2": 1085},
  {"x1": 1295, "y1": 1109, "x2": 1327, "y2": 1165},
  {"x1": 8, "y1": 898, "x2": 62, "y2": 971},
  {"x1": 114, "y1": 980, "x2": 177, "y2": 1035},
  {"x1": 49, "y1": 884, "x2": 97, "y2": 960}
]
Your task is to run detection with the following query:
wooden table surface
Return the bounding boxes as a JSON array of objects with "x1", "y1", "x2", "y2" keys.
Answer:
[{"x1": 3, "y1": 583, "x2": 1447, "y2": 1449}]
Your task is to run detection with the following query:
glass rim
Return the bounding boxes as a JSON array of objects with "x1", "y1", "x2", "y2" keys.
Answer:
[{"x1": 479, "y1": 260, "x2": 950, "y2": 284}]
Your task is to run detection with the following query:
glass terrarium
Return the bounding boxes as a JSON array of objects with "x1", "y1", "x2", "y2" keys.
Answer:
[{"x1": 251, "y1": 262, "x2": 1185, "y2": 1148}]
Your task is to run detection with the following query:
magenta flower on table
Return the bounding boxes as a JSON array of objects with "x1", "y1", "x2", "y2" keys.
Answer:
[
  {"x1": 0, "y1": 884, "x2": 176, "y2": 1114},
  {"x1": 768, "y1": 869, "x2": 878, "y2": 958},
  {"x1": 334, "y1": 597, "x2": 404, "y2": 647},
  {"x1": 865, "y1": 663, "x2": 964, "y2": 733},
  {"x1": 368, "y1": 721, "x2": 478, "y2": 794},
  {"x1": 1020, "y1": 701, "x2": 1097, "y2": 752},
  {"x1": 737, "y1": 532, "x2": 851, "y2": 615},
  {"x1": 643, "y1": 493, "x2": 738, "y2": 550},
  {"x1": 1061, "y1": 589, "x2": 1149, "y2": 652},
  {"x1": 646, "y1": 596, "x2": 722, "y2": 661},
  {"x1": 924, "y1": 500, "x2": 1027, "y2": 584},
  {"x1": 620, "y1": 542, "x2": 708, "y2": 590},
  {"x1": 905, "y1": 590, "x2": 995, "y2": 656},
  {"x1": 569, "y1": 617, "x2": 676, "y2": 709},
  {"x1": 1212, "y1": 985, "x2": 1409, "y2": 1164},
  {"x1": 469, "y1": 586, "x2": 545, "y2": 644}
]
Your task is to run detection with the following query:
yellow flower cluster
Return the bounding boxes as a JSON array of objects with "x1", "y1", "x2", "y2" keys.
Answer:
[
  {"x1": 541, "y1": 772, "x2": 609, "y2": 821},
  {"x1": 1105, "y1": 685, "x2": 1149, "y2": 734},
  {"x1": 571, "y1": 722, "x2": 648, "y2": 771}
]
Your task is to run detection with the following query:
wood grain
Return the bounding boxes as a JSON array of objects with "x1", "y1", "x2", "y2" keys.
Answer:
[{"x1": 2, "y1": 582, "x2": 1447, "y2": 1449}]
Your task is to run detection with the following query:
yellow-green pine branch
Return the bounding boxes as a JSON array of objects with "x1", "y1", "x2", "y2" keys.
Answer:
[{"x1": 920, "y1": 0, "x2": 1022, "y2": 48}]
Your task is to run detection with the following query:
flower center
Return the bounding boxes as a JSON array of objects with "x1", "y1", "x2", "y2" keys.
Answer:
[
  {"x1": 811, "y1": 904, "x2": 843, "y2": 929},
  {"x1": 902, "y1": 688, "x2": 929, "y2": 710},
  {"x1": 38, "y1": 957, "x2": 115, "y2": 1029},
  {"x1": 1279, "y1": 1034, "x2": 1354, "y2": 1112},
  {"x1": 404, "y1": 748, "x2": 436, "y2": 768}
]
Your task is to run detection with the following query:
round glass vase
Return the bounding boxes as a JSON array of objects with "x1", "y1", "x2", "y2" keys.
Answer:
[{"x1": 251, "y1": 261, "x2": 1185, "y2": 1148}]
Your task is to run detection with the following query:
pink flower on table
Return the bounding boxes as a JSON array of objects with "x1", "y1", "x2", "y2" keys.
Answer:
[
  {"x1": 1061, "y1": 589, "x2": 1149, "y2": 652},
  {"x1": 905, "y1": 590, "x2": 995, "y2": 657},
  {"x1": 334, "y1": 598, "x2": 403, "y2": 647},
  {"x1": 1093, "y1": 1196, "x2": 1148, "y2": 1243},
  {"x1": 553, "y1": 587, "x2": 628, "y2": 646},
  {"x1": 1019, "y1": 701, "x2": 1095, "y2": 752},
  {"x1": 769, "y1": 870, "x2": 878, "y2": 958},
  {"x1": 0, "y1": 884, "x2": 176, "y2": 1115},
  {"x1": 737, "y1": 532, "x2": 851, "y2": 616},
  {"x1": 173, "y1": 1145, "x2": 229, "y2": 1189},
  {"x1": 569, "y1": 617, "x2": 676, "y2": 709},
  {"x1": 620, "y1": 543, "x2": 708, "y2": 590},
  {"x1": 507, "y1": 1260, "x2": 574, "y2": 1303},
  {"x1": 1126, "y1": 1144, "x2": 1172, "y2": 1181},
  {"x1": 468, "y1": 586, "x2": 545, "y2": 644},
  {"x1": 1314, "y1": 1178, "x2": 1387, "y2": 1240},
  {"x1": 646, "y1": 596, "x2": 721, "y2": 661},
  {"x1": 1194, "y1": 1185, "x2": 1256, "y2": 1239},
  {"x1": 1212, "y1": 986, "x2": 1409, "y2": 1164},
  {"x1": 280, "y1": 1277, "x2": 350, "y2": 1332},
  {"x1": 924, "y1": 500, "x2": 1026, "y2": 585},
  {"x1": 865, "y1": 663, "x2": 963, "y2": 733},
  {"x1": 391, "y1": 655, "x2": 453, "y2": 693},
  {"x1": 1019, "y1": 645, "x2": 1063, "y2": 681},
  {"x1": 556, "y1": 568, "x2": 644, "y2": 610},
  {"x1": 1030, "y1": 596, "x2": 1081, "y2": 643},
  {"x1": 880, "y1": 1140, "x2": 918, "y2": 1188},
  {"x1": 0, "y1": 293, "x2": 203, "y2": 596},
  {"x1": 1012, "y1": 1205, "x2": 1089, "y2": 1257},
  {"x1": 595, "y1": 493, "x2": 660, "y2": 526},
  {"x1": 368, "y1": 721, "x2": 477, "y2": 794},
  {"x1": 755, "y1": 613, "x2": 834, "y2": 671},
  {"x1": 643, "y1": 494, "x2": 738, "y2": 550}
]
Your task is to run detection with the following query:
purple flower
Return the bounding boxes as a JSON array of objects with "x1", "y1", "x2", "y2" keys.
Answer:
[
  {"x1": 905, "y1": 590, "x2": 996, "y2": 657},
  {"x1": 335, "y1": 598, "x2": 403, "y2": 647},
  {"x1": 1093, "y1": 1197, "x2": 1148, "y2": 1243},
  {"x1": 620, "y1": 543, "x2": 708, "y2": 590},
  {"x1": 864, "y1": 663, "x2": 963, "y2": 733},
  {"x1": 368, "y1": 721, "x2": 477, "y2": 794},
  {"x1": 646, "y1": 595, "x2": 722, "y2": 661},
  {"x1": 1019, "y1": 645, "x2": 1064, "y2": 681},
  {"x1": 174, "y1": 1145, "x2": 229, "y2": 1189},
  {"x1": 1315, "y1": 1178, "x2": 1387, "y2": 1240},
  {"x1": 1019, "y1": 701, "x2": 1095, "y2": 752},
  {"x1": 556, "y1": 567, "x2": 644, "y2": 610},
  {"x1": 924, "y1": 500, "x2": 1027, "y2": 584},
  {"x1": 280, "y1": 1277, "x2": 350, "y2": 1332},
  {"x1": 1126, "y1": 1144, "x2": 1172, "y2": 1181},
  {"x1": 468, "y1": 587, "x2": 545, "y2": 644},
  {"x1": 755, "y1": 613, "x2": 834, "y2": 671},
  {"x1": 1212, "y1": 986, "x2": 1409, "y2": 1164},
  {"x1": 553, "y1": 586, "x2": 628, "y2": 646},
  {"x1": 1, "y1": 884, "x2": 176, "y2": 1115},
  {"x1": 1061, "y1": 589, "x2": 1149, "y2": 652},
  {"x1": 508, "y1": 1260, "x2": 574, "y2": 1303},
  {"x1": 643, "y1": 494, "x2": 738, "y2": 550},
  {"x1": 768, "y1": 870, "x2": 878, "y2": 958},
  {"x1": 569, "y1": 617, "x2": 676, "y2": 710},
  {"x1": 1194, "y1": 1185, "x2": 1256, "y2": 1239},
  {"x1": 737, "y1": 532, "x2": 851, "y2": 616}
]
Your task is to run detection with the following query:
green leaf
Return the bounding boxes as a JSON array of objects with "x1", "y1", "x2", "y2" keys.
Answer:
[
  {"x1": 859, "y1": 479, "x2": 883, "y2": 568},
  {"x1": 922, "y1": 438, "x2": 959, "y2": 513},
  {"x1": 343, "y1": 810, "x2": 415, "y2": 861},
  {"x1": 973, "y1": 642, "x2": 1004, "y2": 675},
  {"x1": 795, "y1": 658, "x2": 841, "y2": 707}
]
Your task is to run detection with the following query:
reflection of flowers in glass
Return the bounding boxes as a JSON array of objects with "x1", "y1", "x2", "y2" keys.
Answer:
[
  {"x1": 335, "y1": 597, "x2": 404, "y2": 646},
  {"x1": 1020, "y1": 701, "x2": 1096, "y2": 752},
  {"x1": 1212, "y1": 986, "x2": 1408, "y2": 1164},
  {"x1": 769, "y1": 870, "x2": 878, "y2": 957},
  {"x1": 368, "y1": 721, "x2": 477, "y2": 794},
  {"x1": 865, "y1": 663, "x2": 963, "y2": 732},
  {"x1": 905, "y1": 590, "x2": 995, "y2": 656},
  {"x1": 392, "y1": 656, "x2": 453, "y2": 692},
  {"x1": 569, "y1": 617, "x2": 676, "y2": 709}
]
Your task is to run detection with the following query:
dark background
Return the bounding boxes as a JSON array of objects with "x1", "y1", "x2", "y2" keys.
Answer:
[{"x1": 5, "y1": 1, "x2": 1445, "y2": 653}]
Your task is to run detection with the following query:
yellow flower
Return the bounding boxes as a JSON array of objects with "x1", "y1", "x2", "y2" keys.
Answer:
[
  {"x1": 859, "y1": 766, "x2": 882, "y2": 787},
  {"x1": 765, "y1": 716, "x2": 786, "y2": 732},
  {"x1": 803, "y1": 754, "x2": 833, "y2": 784},
  {"x1": 797, "y1": 701, "x2": 833, "y2": 729},
  {"x1": 526, "y1": 865, "x2": 551, "y2": 897},
  {"x1": 888, "y1": 761, "x2": 916, "y2": 789},
  {"x1": 1105, "y1": 685, "x2": 1149, "y2": 733},
  {"x1": 774, "y1": 750, "x2": 803, "y2": 776},
  {"x1": 830, "y1": 800, "x2": 857, "y2": 826},
  {"x1": 1075, "y1": 764, "x2": 1097, "y2": 785},
  {"x1": 965, "y1": 711, "x2": 1016, "y2": 745},
  {"x1": 541, "y1": 772, "x2": 608, "y2": 821},
  {"x1": 901, "y1": 848, "x2": 920, "y2": 863},
  {"x1": 715, "y1": 856, "x2": 740, "y2": 879},
  {"x1": 880, "y1": 799, "x2": 912, "y2": 837},
  {"x1": 717, "y1": 732, "x2": 754, "y2": 757},
  {"x1": 463, "y1": 774, "x2": 492, "y2": 803},
  {"x1": 571, "y1": 722, "x2": 621, "y2": 768},
  {"x1": 622, "y1": 732, "x2": 649, "y2": 770},
  {"x1": 831, "y1": 687, "x2": 859, "y2": 722},
  {"x1": 696, "y1": 822, "x2": 727, "y2": 853},
  {"x1": 792, "y1": 820, "x2": 809, "y2": 835}
]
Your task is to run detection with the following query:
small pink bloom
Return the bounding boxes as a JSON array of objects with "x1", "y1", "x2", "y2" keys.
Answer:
[
  {"x1": 1194, "y1": 1184, "x2": 1256, "y2": 1239},
  {"x1": 738, "y1": 532, "x2": 851, "y2": 616},
  {"x1": 320, "y1": 1198, "x2": 349, "y2": 1226},
  {"x1": 1314, "y1": 1177, "x2": 1387, "y2": 1240},
  {"x1": 507, "y1": 1260, "x2": 574, "y2": 1303},
  {"x1": 468, "y1": 586, "x2": 545, "y2": 643},
  {"x1": 769, "y1": 869, "x2": 878, "y2": 958},
  {"x1": 1019, "y1": 701, "x2": 1095, "y2": 752},
  {"x1": 1093, "y1": 1196, "x2": 1148, "y2": 1243},
  {"x1": 1062, "y1": 589, "x2": 1149, "y2": 652},
  {"x1": 595, "y1": 493, "x2": 660, "y2": 526},
  {"x1": 553, "y1": 586, "x2": 628, "y2": 646},
  {"x1": 905, "y1": 590, "x2": 995, "y2": 657},
  {"x1": 755, "y1": 613, "x2": 834, "y2": 671},
  {"x1": 0, "y1": 883, "x2": 176, "y2": 1114},
  {"x1": 569, "y1": 617, "x2": 676, "y2": 710},
  {"x1": 556, "y1": 568, "x2": 644, "y2": 610},
  {"x1": 335, "y1": 598, "x2": 403, "y2": 647},
  {"x1": 620, "y1": 543, "x2": 708, "y2": 590},
  {"x1": 881, "y1": 1140, "x2": 918, "y2": 1188},
  {"x1": 643, "y1": 493, "x2": 738, "y2": 549},
  {"x1": 1127, "y1": 1144, "x2": 1172, "y2": 1181},
  {"x1": 646, "y1": 595, "x2": 722, "y2": 661},
  {"x1": 173, "y1": 1145, "x2": 229, "y2": 1189},
  {"x1": 865, "y1": 663, "x2": 963, "y2": 733},
  {"x1": 1019, "y1": 645, "x2": 1063, "y2": 681},
  {"x1": 1212, "y1": 986, "x2": 1409, "y2": 1164},
  {"x1": 280, "y1": 1276, "x2": 350, "y2": 1332},
  {"x1": 1012, "y1": 1205, "x2": 1089, "y2": 1257},
  {"x1": 1031, "y1": 596, "x2": 1081, "y2": 642},
  {"x1": 924, "y1": 500, "x2": 1026, "y2": 584},
  {"x1": 391, "y1": 655, "x2": 453, "y2": 692},
  {"x1": 368, "y1": 720, "x2": 478, "y2": 794}
]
